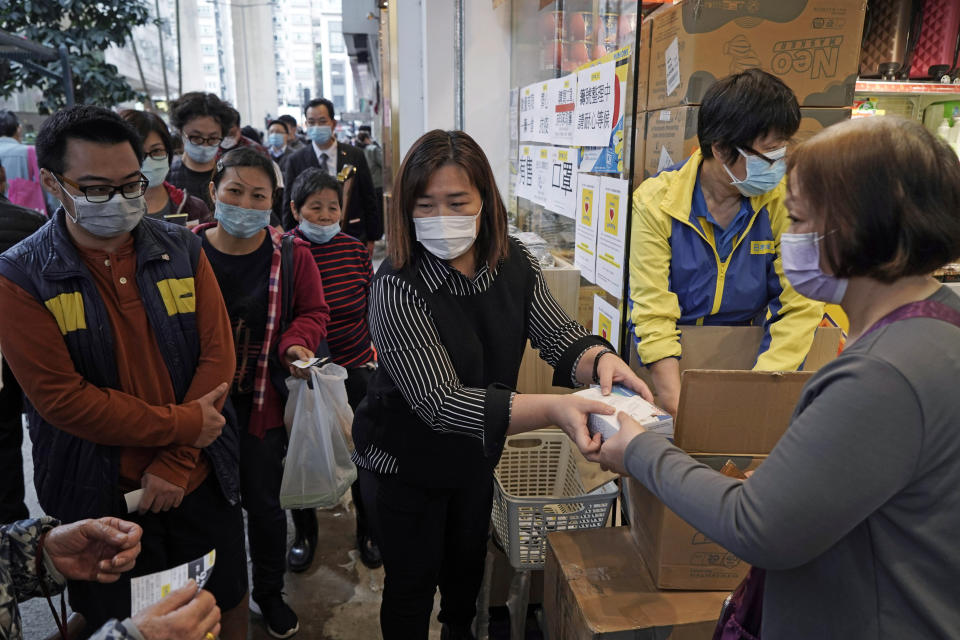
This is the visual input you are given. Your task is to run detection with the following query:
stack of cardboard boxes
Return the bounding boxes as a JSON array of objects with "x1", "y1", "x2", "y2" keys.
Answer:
[{"x1": 634, "y1": 0, "x2": 867, "y2": 180}]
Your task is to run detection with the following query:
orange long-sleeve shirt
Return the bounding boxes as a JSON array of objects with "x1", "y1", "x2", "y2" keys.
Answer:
[{"x1": 0, "y1": 234, "x2": 235, "y2": 493}]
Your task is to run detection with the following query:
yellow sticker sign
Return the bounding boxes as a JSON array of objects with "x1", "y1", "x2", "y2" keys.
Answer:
[
  {"x1": 603, "y1": 191, "x2": 620, "y2": 235},
  {"x1": 581, "y1": 188, "x2": 594, "y2": 226},
  {"x1": 751, "y1": 240, "x2": 776, "y2": 255}
]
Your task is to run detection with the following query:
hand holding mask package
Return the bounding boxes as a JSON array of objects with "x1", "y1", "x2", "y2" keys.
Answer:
[{"x1": 575, "y1": 384, "x2": 673, "y2": 441}]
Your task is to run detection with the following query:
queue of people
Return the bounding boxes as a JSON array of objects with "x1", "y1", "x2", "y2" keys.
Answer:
[{"x1": 0, "y1": 66, "x2": 959, "y2": 640}]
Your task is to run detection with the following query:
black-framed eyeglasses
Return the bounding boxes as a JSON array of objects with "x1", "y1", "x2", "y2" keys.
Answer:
[
  {"x1": 740, "y1": 145, "x2": 788, "y2": 166},
  {"x1": 145, "y1": 149, "x2": 169, "y2": 161},
  {"x1": 55, "y1": 174, "x2": 149, "y2": 203},
  {"x1": 185, "y1": 134, "x2": 223, "y2": 146}
]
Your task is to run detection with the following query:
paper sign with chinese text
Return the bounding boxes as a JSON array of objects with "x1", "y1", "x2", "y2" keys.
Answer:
[
  {"x1": 546, "y1": 147, "x2": 577, "y2": 218},
  {"x1": 574, "y1": 173, "x2": 601, "y2": 283},
  {"x1": 596, "y1": 176, "x2": 629, "y2": 299},
  {"x1": 592, "y1": 295, "x2": 621, "y2": 354},
  {"x1": 574, "y1": 60, "x2": 617, "y2": 148}
]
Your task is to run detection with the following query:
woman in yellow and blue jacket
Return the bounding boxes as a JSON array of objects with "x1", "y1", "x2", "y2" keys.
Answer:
[{"x1": 629, "y1": 70, "x2": 824, "y2": 415}]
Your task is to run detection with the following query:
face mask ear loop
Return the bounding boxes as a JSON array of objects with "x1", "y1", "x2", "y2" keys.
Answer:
[{"x1": 52, "y1": 174, "x2": 80, "y2": 223}]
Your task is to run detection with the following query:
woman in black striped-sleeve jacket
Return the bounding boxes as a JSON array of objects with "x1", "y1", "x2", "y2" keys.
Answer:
[{"x1": 351, "y1": 130, "x2": 652, "y2": 640}]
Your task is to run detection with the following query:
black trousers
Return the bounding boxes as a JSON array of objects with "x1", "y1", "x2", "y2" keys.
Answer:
[
  {"x1": 68, "y1": 475, "x2": 248, "y2": 629},
  {"x1": 0, "y1": 360, "x2": 28, "y2": 524},
  {"x1": 291, "y1": 366, "x2": 374, "y2": 541},
  {"x1": 236, "y1": 394, "x2": 289, "y2": 602},
  {"x1": 359, "y1": 468, "x2": 493, "y2": 639}
]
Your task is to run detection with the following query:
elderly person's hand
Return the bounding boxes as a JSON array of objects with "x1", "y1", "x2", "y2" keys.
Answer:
[
  {"x1": 285, "y1": 345, "x2": 315, "y2": 379},
  {"x1": 132, "y1": 580, "x2": 221, "y2": 640},
  {"x1": 43, "y1": 518, "x2": 142, "y2": 583},
  {"x1": 589, "y1": 411, "x2": 648, "y2": 475}
]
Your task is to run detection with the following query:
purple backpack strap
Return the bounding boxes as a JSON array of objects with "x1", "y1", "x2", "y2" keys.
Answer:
[{"x1": 862, "y1": 299, "x2": 960, "y2": 340}]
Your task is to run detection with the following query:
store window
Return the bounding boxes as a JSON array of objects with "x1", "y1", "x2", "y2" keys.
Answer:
[{"x1": 329, "y1": 20, "x2": 345, "y2": 54}]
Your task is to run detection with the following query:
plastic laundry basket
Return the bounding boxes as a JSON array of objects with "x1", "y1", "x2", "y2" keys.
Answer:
[{"x1": 491, "y1": 431, "x2": 618, "y2": 570}]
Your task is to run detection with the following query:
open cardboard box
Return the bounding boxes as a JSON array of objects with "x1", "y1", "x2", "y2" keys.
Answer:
[
  {"x1": 626, "y1": 369, "x2": 812, "y2": 590},
  {"x1": 545, "y1": 526, "x2": 728, "y2": 639}
]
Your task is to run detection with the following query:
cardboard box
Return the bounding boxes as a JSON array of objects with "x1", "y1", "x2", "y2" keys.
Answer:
[
  {"x1": 635, "y1": 18, "x2": 653, "y2": 113},
  {"x1": 545, "y1": 527, "x2": 727, "y2": 639},
  {"x1": 631, "y1": 111, "x2": 648, "y2": 189},
  {"x1": 626, "y1": 369, "x2": 814, "y2": 590},
  {"x1": 641, "y1": 106, "x2": 851, "y2": 179},
  {"x1": 628, "y1": 325, "x2": 843, "y2": 381},
  {"x1": 646, "y1": 0, "x2": 866, "y2": 110}
]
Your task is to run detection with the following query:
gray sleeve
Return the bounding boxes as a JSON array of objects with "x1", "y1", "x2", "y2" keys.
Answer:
[{"x1": 624, "y1": 354, "x2": 923, "y2": 570}]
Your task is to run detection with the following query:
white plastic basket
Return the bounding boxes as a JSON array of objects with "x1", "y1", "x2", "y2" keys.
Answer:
[{"x1": 491, "y1": 432, "x2": 618, "y2": 570}]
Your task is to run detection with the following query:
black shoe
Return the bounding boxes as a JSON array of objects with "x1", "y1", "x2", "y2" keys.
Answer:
[
  {"x1": 287, "y1": 533, "x2": 317, "y2": 573},
  {"x1": 256, "y1": 594, "x2": 300, "y2": 639},
  {"x1": 357, "y1": 533, "x2": 382, "y2": 569},
  {"x1": 440, "y1": 623, "x2": 476, "y2": 640}
]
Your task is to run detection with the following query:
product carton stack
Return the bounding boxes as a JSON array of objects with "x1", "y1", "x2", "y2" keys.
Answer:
[
  {"x1": 544, "y1": 368, "x2": 816, "y2": 639},
  {"x1": 632, "y1": 0, "x2": 867, "y2": 180}
]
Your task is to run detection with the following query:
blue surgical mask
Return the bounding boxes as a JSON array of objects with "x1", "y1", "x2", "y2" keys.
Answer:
[
  {"x1": 214, "y1": 200, "x2": 271, "y2": 238},
  {"x1": 780, "y1": 231, "x2": 849, "y2": 304},
  {"x1": 141, "y1": 156, "x2": 169, "y2": 188},
  {"x1": 267, "y1": 132, "x2": 285, "y2": 149},
  {"x1": 308, "y1": 125, "x2": 332, "y2": 146},
  {"x1": 299, "y1": 219, "x2": 340, "y2": 244},
  {"x1": 183, "y1": 137, "x2": 219, "y2": 164},
  {"x1": 723, "y1": 146, "x2": 787, "y2": 197}
]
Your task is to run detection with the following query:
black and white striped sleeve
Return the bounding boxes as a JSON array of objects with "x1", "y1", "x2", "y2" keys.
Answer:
[
  {"x1": 519, "y1": 244, "x2": 610, "y2": 387},
  {"x1": 368, "y1": 274, "x2": 514, "y2": 452}
]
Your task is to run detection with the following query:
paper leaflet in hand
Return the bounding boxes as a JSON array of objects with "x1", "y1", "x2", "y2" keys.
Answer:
[
  {"x1": 575, "y1": 384, "x2": 673, "y2": 441},
  {"x1": 130, "y1": 550, "x2": 216, "y2": 615}
]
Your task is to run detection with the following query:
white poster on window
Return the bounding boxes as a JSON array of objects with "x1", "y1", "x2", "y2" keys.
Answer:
[
  {"x1": 510, "y1": 87, "x2": 519, "y2": 142},
  {"x1": 592, "y1": 295, "x2": 621, "y2": 353},
  {"x1": 546, "y1": 147, "x2": 577, "y2": 218},
  {"x1": 573, "y1": 60, "x2": 617, "y2": 148},
  {"x1": 595, "y1": 176, "x2": 629, "y2": 299},
  {"x1": 574, "y1": 173, "x2": 601, "y2": 283},
  {"x1": 535, "y1": 81, "x2": 553, "y2": 143},
  {"x1": 519, "y1": 83, "x2": 538, "y2": 142},
  {"x1": 517, "y1": 144, "x2": 535, "y2": 200},
  {"x1": 549, "y1": 74, "x2": 577, "y2": 145},
  {"x1": 531, "y1": 145, "x2": 552, "y2": 207}
]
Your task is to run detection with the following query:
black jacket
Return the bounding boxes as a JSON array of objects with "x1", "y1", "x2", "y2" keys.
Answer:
[
  {"x1": 282, "y1": 142, "x2": 382, "y2": 243},
  {"x1": 0, "y1": 195, "x2": 45, "y2": 253}
]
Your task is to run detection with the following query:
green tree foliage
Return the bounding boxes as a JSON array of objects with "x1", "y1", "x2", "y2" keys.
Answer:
[{"x1": 0, "y1": 0, "x2": 151, "y2": 113}]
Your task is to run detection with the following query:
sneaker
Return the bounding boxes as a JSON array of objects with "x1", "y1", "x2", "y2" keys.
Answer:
[
  {"x1": 256, "y1": 594, "x2": 300, "y2": 638},
  {"x1": 357, "y1": 533, "x2": 383, "y2": 569}
]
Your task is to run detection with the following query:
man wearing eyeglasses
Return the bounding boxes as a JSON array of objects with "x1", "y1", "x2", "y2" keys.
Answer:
[
  {"x1": 628, "y1": 69, "x2": 825, "y2": 416},
  {"x1": 167, "y1": 92, "x2": 233, "y2": 211},
  {"x1": 0, "y1": 105, "x2": 250, "y2": 639}
]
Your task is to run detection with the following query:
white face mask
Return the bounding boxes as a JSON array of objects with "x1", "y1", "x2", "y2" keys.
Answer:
[
  {"x1": 57, "y1": 184, "x2": 147, "y2": 237},
  {"x1": 413, "y1": 204, "x2": 482, "y2": 261}
]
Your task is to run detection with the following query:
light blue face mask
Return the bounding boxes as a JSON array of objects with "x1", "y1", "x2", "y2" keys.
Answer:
[
  {"x1": 183, "y1": 138, "x2": 219, "y2": 164},
  {"x1": 299, "y1": 219, "x2": 340, "y2": 244},
  {"x1": 267, "y1": 132, "x2": 285, "y2": 149},
  {"x1": 307, "y1": 125, "x2": 332, "y2": 146},
  {"x1": 214, "y1": 200, "x2": 271, "y2": 238},
  {"x1": 140, "y1": 156, "x2": 169, "y2": 188},
  {"x1": 723, "y1": 146, "x2": 787, "y2": 197}
]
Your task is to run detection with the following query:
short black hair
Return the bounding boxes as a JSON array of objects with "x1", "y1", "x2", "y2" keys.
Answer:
[
  {"x1": 267, "y1": 119, "x2": 289, "y2": 134},
  {"x1": 169, "y1": 92, "x2": 231, "y2": 136},
  {"x1": 290, "y1": 168, "x2": 341, "y2": 211},
  {"x1": 212, "y1": 146, "x2": 278, "y2": 192},
  {"x1": 119, "y1": 109, "x2": 173, "y2": 159},
  {"x1": 278, "y1": 114, "x2": 298, "y2": 130},
  {"x1": 358, "y1": 125, "x2": 371, "y2": 133},
  {"x1": 0, "y1": 110, "x2": 18, "y2": 138},
  {"x1": 304, "y1": 98, "x2": 335, "y2": 121},
  {"x1": 698, "y1": 69, "x2": 801, "y2": 162},
  {"x1": 225, "y1": 106, "x2": 240, "y2": 129},
  {"x1": 35, "y1": 105, "x2": 144, "y2": 175},
  {"x1": 240, "y1": 125, "x2": 262, "y2": 144}
]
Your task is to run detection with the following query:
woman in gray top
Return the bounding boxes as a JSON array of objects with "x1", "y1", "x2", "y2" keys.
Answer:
[{"x1": 598, "y1": 116, "x2": 960, "y2": 639}]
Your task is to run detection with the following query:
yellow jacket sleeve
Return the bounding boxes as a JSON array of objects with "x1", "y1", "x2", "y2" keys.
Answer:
[
  {"x1": 629, "y1": 184, "x2": 683, "y2": 365},
  {"x1": 754, "y1": 198, "x2": 825, "y2": 371}
]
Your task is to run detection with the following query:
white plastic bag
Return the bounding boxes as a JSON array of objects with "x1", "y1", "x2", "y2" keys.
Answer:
[{"x1": 280, "y1": 364, "x2": 357, "y2": 509}]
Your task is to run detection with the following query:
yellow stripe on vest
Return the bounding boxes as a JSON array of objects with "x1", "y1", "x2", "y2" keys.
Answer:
[
  {"x1": 156, "y1": 277, "x2": 196, "y2": 316},
  {"x1": 43, "y1": 292, "x2": 87, "y2": 335},
  {"x1": 751, "y1": 240, "x2": 775, "y2": 255}
]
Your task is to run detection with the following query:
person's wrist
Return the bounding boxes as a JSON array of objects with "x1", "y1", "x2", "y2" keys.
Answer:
[{"x1": 591, "y1": 348, "x2": 616, "y2": 384}]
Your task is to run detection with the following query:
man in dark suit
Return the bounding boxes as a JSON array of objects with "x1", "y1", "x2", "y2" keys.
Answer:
[
  {"x1": 282, "y1": 98, "x2": 382, "y2": 252},
  {"x1": 0, "y1": 163, "x2": 45, "y2": 524}
]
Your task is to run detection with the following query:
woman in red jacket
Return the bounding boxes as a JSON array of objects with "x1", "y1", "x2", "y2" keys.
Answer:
[{"x1": 196, "y1": 147, "x2": 329, "y2": 639}]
